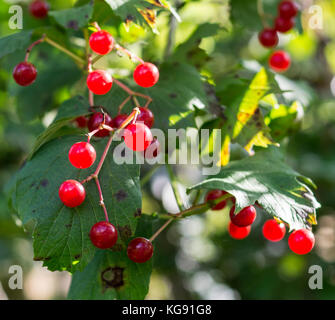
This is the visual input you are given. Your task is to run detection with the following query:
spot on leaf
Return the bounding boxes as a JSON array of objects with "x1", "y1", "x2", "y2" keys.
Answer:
[
  {"x1": 118, "y1": 225, "x2": 132, "y2": 240},
  {"x1": 101, "y1": 267, "x2": 124, "y2": 289},
  {"x1": 115, "y1": 190, "x2": 127, "y2": 201}
]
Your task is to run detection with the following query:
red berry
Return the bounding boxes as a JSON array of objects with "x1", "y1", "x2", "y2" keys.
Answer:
[
  {"x1": 59, "y1": 180, "x2": 85, "y2": 208},
  {"x1": 90, "y1": 221, "x2": 118, "y2": 249},
  {"x1": 133, "y1": 63, "x2": 159, "y2": 88},
  {"x1": 127, "y1": 237, "x2": 153, "y2": 263},
  {"x1": 228, "y1": 222, "x2": 251, "y2": 240},
  {"x1": 142, "y1": 138, "x2": 160, "y2": 159},
  {"x1": 87, "y1": 112, "x2": 113, "y2": 137},
  {"x1": 29, "y1": 0, "x2": 49, "y2": 19},
  {"x1": 230, "y1": 205, "x2": 256, "y2": 227},
  {"x1": 13, "y1": 62, "x2": 37, "y2": 86},
  {"x1": 205, "y1": 190, "x2": 229, "y2": 211},
  {"x1": 278, "y1": 1, "x2": 298, "y2": 19},
  {"x1": 262, "y1": 219, "x2": 286, "y2": 242},
  {"x1": 274, "y1": 16, "x2": 295, "y2": 33},
  {"x1": 89, "y1": 30, "x2": 114, "y2": 55},
  {"x1": 258, "y1": 29, "x2": 279, "y2": 48},
  {"x1": 87, "y1": 70, "x2": 113, "y2": 95},
  {"x1": 288, "y1": 229, "x2": 315, "y2": 255},
  {"x1": 111, "y1": 114, "x2": 128, "y2": 129},
  {"x1": 136, "y1": 107, "x2": 154, "y2": 128},
  {"x1": 124, "y1": 123, "x2": 153, "y2": 152},
  {"x1": 269, "y1": 50, "x2": 291, "y2": 72},
  {"x1": 68, "y1": 142, "x2": 96, "y2": 169},
  {"x1": 74, "y1": 116, "x2": 87, "y2": 128}
]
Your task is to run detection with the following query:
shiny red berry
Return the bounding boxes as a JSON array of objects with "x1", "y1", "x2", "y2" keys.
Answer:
[
  {"x1": 29, "y1": 0, "x2": 49, "y2": 19},
  {"x1": 133, "y1": 63, "x2": 159, "y2": 88},
  {"x1": 269, "y1": 50, "x2": 291, "y2": 72},
  {"x1": 258, "y1": 29, "x2": 279, "y2": 48},
  {"x1": 124, "y1": 123, "x2": 153, "y2": 152},
  {"x1": 89, "y1": 30, "x2": 114, "y2": 55},
  {"x1": 230, "y1": 205, "x2": 257, "y2": 227},
  {"x1": 111, "y1": 114, "x2": 128, "y2": 129},
  {"x1": 13, "y1": 62, "x2": 37, "y2": 86},
  {"x1": 59, "y1": 180, "x2": 85, "y2": 208},
  {"x1": 74, "y1": 116, "x2": 87, "y2": 128},
  {"x1": 90, "y1": 221, "x2": 118, "y2": 249},
  {"x1": 288, "y1": 229, "x2": 315, "y2": 255},
  {"x1": 127, "y1": 237, "x2": 153, "y2": 263},
  {"x1": 87, "y1": 112, "x2": 113, "y2": 137},
  {"x1": 228, "y1": 222, "x2": 251, "y2": 240},
  {"x1": 142, "y1": 138, "x2": 160, "y2": 159},
  {"x1": 68, "y1": 142, "x2": 96, "y2": 169},
  {"x1": 262, "y1": 219, "x2": 286, "y2": 242},
  {"x1": 274, "y1": 16, "x2": 295, "y2": 33},
  {"x1": 136, "y1": 107, "x2": 154, "y2": 128},
  {"x1": 87, "y1": 70, "x2": 113, "y2": 95},
  {"x1": 278, "y1": 1, "x2": 298, "y2": 19},
  {"x1": 205, "y1": 190, "x2": 229, "y2": 211}
]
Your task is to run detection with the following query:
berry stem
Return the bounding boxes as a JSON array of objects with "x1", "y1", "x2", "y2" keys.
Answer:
[
  {"x1": 44, "y1": 36, "x2": 86, "y2": 66},
  {"x1": 257, "y1": 0, "x2": 271, "y2": 28},
  {"x1": 148, "y1": 193, "x2": 231, "y2": 241},
  {"x1": 140, "y1": 164, "x2": 161, "y2": 186},
  {"x1": 25, "y1": 34, "x2": 46, "y2": 61},
  {"x1": 94, "y1": 176, "x2": 109, "y2": 222},
  {"x1": 118, "y1": 95, "x2": 132, "y2": 114},
  {"x1": 166, "y1": 163, "x2": 184, "y2": 211},
  {"x1": 115, "y1": 43, "x2": 144, "y2": 64},
  {"x1": 113, "y1": 78, "x2": 153, "y2": 108}
]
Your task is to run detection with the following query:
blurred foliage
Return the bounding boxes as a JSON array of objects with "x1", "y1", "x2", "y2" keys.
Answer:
[{"x1": 0, "y1": 0, "x2": 334, "y2": 300}]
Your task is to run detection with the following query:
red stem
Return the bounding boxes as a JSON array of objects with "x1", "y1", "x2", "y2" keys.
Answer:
[
  {"x1": 94, "y1": 177, "x2": 109, "y2": 222},
  {"x1": 25, "y1": 34, "x2": 46, "y2": 62}
]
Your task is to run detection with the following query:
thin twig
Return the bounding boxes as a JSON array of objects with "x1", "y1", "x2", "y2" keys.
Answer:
[
  {"x1": 94, "y1": 177, "x2": 109, "y2": 222},
  {"x1": 25, "y1": 34, "x2": 46, "y2": 61}
]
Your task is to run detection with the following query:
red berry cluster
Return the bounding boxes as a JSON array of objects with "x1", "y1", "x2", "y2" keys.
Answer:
[
  {"x1": 205, "y1": 190, "x2": 315, "y2": 254},
  {"x1": 86, "y1": 29, "x2": 159, "y2": 96},
  {"x1": 58, "y1": 135, "x2": 154, "y2": 263},
  {"x1": 258, "y1": 1, "x2": 298, "y2": 73}
]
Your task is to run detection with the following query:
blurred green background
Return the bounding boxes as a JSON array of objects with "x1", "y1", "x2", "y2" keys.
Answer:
[{"x1": 0, "y1": 0, "x2": 334, "y2": 299}]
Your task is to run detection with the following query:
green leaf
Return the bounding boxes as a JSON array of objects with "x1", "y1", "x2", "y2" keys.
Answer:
[
  {"x1": 49, "y1": 2, "x2": 94, "y2": 30},
  {"x1": 12, "y1": 135, "x2": 141, "y2": 272},
  {"x1": 104, "y1": 0, "x2": 179, "y2": 32},
  {"x1": 97, "y1": 63, "x2": 207, "y2": 130},
  {"x1": 28, "y1": 96, "x2": 91, "y2": 159},
  {"x1": 187, "y1": 147, "x2": 320, "y2": 231},
  {"x1": 68, "y1": 215, "x2": 155, "y2": 300},
  {"x1": 0, "y1": 31, "x2": 33, "y2": 59},
  {"x1": 172, "y1": 23, "x2": 220, "y2": 67}
]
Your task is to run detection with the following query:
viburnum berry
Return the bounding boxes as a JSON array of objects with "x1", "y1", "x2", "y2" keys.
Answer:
[
  {"x1": 87, "y1": 112, "x2": 113, "y2": 137},
  {"x1": 68, "y1": 142, "x2": 96, "y2": 169},
  {"x1": 87, "y1": 70, "x2": 113, "y2": 95},
  {"x1": 29, "y1": 0, "x2": 49, "y2": 19},
  {"x1": 111, "y1": 114, "x2": 128, "y2": 129},
  {"x1": 228, "y1": 222, "x2": 251, "y2": 240},
  {"x1": 258, "y1": 28, "x2": 279, "y2": 48},
  {"x1": 136, "y1": 107, "x2": 154, "y2": 128},
  {"x1": 74, "y1": 116, "x2": 87, "y2": 128},
  {"x1": 133, "y1": 63, "x2": 159, "y2": 88},
  {"x1": 269, "y1": 50, "x2": 291, "y2": 72},
  {"x1": 262, "y1": 219, "x2": 286, "y2": 242},
  {"x1": 274, "y1": 16, "x2": 295, "y2": 33},
  {"x1": 288, "y1": 229, "x2": 315, "y2": 255},
  {"x1": 205, "y1": 190, "x2": 230, "y2": 211},
  {"x1": 124, "y1": 123, "x2": 153, "y2": 152},
  {"x1": 89, "y1": 30, "x2": 114, "y2": 55},
  {"x1": 59, "y1": 180, "x2": 86, "y2": 208},
  {"x1": 13, "y1": 62, "x2": 37, "y2": 86},
  {"x1": 90, "y1": 221, "x2": 118, "y2": 249},
  {"x1": 127, "y1": 237, "x2": 153, "y2": 263},
  {"x1": 278, "y1": 1, "x2": 298, "y2": 19},
  {"x1": 142, "y1": 138, "x2": 160, "y2": 159},
  {"x1": 230, "y1": 205, "x2": 257, "y2": 227}
]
